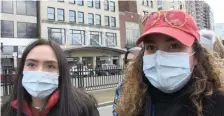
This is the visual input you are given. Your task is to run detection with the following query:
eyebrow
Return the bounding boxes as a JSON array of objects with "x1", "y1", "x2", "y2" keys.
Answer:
[
  {"x1": 25, "y1": 59, "x2": 58, "y2": 64},
  {"x1": 165, "y1": 37, "x2": 177, "y2": 42}
]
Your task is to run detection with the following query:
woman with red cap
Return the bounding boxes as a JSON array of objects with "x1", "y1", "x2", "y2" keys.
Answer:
[{"x1": 115, "y1": 10, "x2": 224, "y2": 116}]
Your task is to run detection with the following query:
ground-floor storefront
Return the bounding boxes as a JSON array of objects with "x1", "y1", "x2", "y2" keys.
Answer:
[{"x1": 64, "y1": 46, "x2": 126, "y2": 69}]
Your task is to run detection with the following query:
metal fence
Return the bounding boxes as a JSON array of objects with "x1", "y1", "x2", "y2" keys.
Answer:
[
  {"x1": 70, "y1": 64, "x2": 124, "y2": 91},
  {"x1": 0, "y1": 65, "x2": 124, "y2": 96},
  {"x1": 1, "y1": 68, "x2": 14, "y2": 96}
]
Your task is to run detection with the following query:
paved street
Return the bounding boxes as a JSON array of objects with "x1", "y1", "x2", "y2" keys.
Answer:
[{"x1": 98, "y1": 105, "x2": 113, "y2": 116}]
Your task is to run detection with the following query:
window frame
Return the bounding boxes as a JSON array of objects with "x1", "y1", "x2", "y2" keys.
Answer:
[
  {"x1": 104, "y1": 16, "x2": 110, "y2": 26},
  {"x1": 1, "y1": 20, "x2": 14, "y2": 38},
  {"x1": 77, "y1": 0, "x2": 84, "y2": 6},
  {"x1": 88, "y1": 13, "x2": 94, "y2": 25},
  {"x1": 95, "y1": 14, "x2": 101, "y2": 25},
  {"x1": 88, "y1": 0, "x2": 94, "y2": 8},
  {"x1": 95, "y1": 0, "x2": 101, "y2": 9},
  {"x1": 111, "y1": 17, "x2": 116, "y2": 27},
  {"x1": 1, "y1": 1, "x2": 13, "y2": 14},
  {"x1": 57, "y1": 8, "x2": 64, "y2": 21},
  {"x1": 110, "y1": 1, "x2": 115, "y2": 12},
  {"x1": 104, "y1": 0, "x2": 109, "y2": 11},
  {"x1": 47, "y1": 7, "x2": 55, "y2": 20},
  {"x1": 69, "y1": 10, "x2": 76, "y2": 22},
  {"x1": 17, "y1": 22, "x2": 37, "y2": 38},
  {"x1": 78, "y1": 11, "x2": 84, "y2": 24},
  {"x1": 69, "y1": 29, "x2": 85, "y2": 45}
]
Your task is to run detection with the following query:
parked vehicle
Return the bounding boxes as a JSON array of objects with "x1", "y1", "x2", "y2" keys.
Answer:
[
  {"x1": 95, "y1": 64, "x2": 122, "y2": 76},
  {"x1": 70, "y1": 65, "x2": 94, "y2": 77}
]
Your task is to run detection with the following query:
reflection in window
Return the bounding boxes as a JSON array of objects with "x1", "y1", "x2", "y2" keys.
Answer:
[
  {"x1": 88, "y1": 13, "x2": 94, "y2": 25},
  {"x1": 95, "y1": 14, "x2": 101, "y2": 25},
  {"x1": 88, "y1": 0, "x2": 93, "y2": 8},
  {"x1": 48, "y1": 28, "x2": 65, "y2": 44},
  {"x1": 17, "y1": 22, "x2": 37, "y2": 38},
  {"x1": 104, "y1": 0, "x2": 109, "y2": 10},
  {"x1": 57, "y1": 8, "x2": 64, "y2": 21},
  {"x1": 78, "y1": 11, "x2": 84, "y2": 23},
  {"x1": 90, "y1": 31, "x2": 102, "y2": 46},
  {"x1": 111, "y1": 17, "x2": 116, "y2": 27},
  {"x1": 69, "y1": 30, "x2": 85, "y2": 45},
  {"x1": 95, "y1": 0, "x2": 100, "y2": 9},
  {"x1": 69, "y1": 10, "x2": 76, "y2": 22},
  {"x1": 105, "y1": 16, "x2": 110, "y2": 26},
  {"x1": 106, "y1": 32, "x2": 117, "y2": 46},
  {"x1": 1, "y1": 20, "x2": 14, "y2": 38},
  {"x1": 16, "y1": 1, "x2": 37, "y2": 16},
  {"x1": 110, "y1": 1, "x2": 115, "y2": 12},
  {"x1": 1, "y1": 1, "x2": 13, "y2": 14},
  {"x1": 77, "y1": 0, "x2": 84, "y2": 6},
  {"x1": 48, "y1": 7, "x2": 55, "y2": 20}
]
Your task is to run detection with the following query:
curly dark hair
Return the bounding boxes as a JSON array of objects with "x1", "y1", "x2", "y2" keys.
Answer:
[{"x1": 116, "y1": 41, "x2": 222, "y2": 116}]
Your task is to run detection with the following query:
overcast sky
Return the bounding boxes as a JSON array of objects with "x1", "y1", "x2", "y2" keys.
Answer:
[{"x1": 205, "y1": 0, "x2": 224, "y2": 23}]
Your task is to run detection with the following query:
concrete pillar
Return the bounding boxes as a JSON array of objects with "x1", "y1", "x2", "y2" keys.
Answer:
[{"x1": 93, "y1": 56, "x2": 96, "y2": 69}]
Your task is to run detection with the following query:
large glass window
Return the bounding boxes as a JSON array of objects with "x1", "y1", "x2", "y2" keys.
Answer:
[
  {"x1": 90, "y1": 31, "x2": 102, "y2": 46},
  {"x1": 1, "y1": 20, "x2": 14, "y2": 38},
  {"x1": 1, "y1": 1, "x2": 13, "y2": 14},
  {"x1": 48, "y1": 28, "x2": 65, "y2": 44},
  {"x1": 17, "y1": 22, "x2": 37, "y2": 38},
  {"x1": 69, "y1": 30, "x2": 85, "y2": 45},
  {"x1": 16, "y1": 1, "x2": 37, "y2": 16},
  {"x1": 105, "y1": 32, "x2": 117, "y2": 46}
]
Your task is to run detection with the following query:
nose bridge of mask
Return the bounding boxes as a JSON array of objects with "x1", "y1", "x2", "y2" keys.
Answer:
[{"x1": 154, "y1": 50, "x2": 190, "y2": 68}]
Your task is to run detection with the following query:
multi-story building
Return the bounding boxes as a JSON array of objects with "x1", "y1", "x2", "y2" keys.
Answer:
[
  {"x1": 185, "y1": 0, "x2": 214, "y2": 30},
  {"x1": 118, "y1": 0, "x2": 158, "y2": 48},
  {"x1": 159, "y1": 0, "x2": 186, "y2": 11},
  {"x1": 0, "y1": 1, "x2": 38, "y2": 69},
  {"x1": 39, "y1": 0, "x2": 124, "y2": 68}
]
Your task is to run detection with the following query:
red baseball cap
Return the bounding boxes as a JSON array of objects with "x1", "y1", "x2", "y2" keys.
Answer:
[{"x1": 136, "y1": 10, "x2": 199, "y2": 47}]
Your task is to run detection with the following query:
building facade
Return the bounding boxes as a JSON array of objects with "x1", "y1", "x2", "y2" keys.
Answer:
[
  {"x1": 0, "y1": 1, "x2": 38, "y2": 69},
  {"x1": 39, "y1": 0, "x2": 124, "y2": 69},
  {"x1": 185, "y1": 0, "x2": 214, "y2": 30}
]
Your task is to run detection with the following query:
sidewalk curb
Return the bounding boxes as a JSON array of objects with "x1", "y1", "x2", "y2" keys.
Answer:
[{"x1": 98, "y1": 101, "x2": 113, "y2": 108}]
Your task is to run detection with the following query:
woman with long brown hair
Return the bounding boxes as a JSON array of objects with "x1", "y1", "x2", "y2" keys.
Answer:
[{"x1": 115, "y1": 10, "x2": 224, "y2": 116}]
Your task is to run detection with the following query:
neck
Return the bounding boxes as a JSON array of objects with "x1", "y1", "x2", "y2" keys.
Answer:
[{"x1": 32, "y1": 97, "x2": 47, "y2": 109}]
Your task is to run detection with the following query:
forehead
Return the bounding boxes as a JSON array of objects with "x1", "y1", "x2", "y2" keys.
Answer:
[{"x1": 26, "y1": 45, "x2": 57, "y2": 62}]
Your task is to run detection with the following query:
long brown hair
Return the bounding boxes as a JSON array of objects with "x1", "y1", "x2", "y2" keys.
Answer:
[{"x1": 116, "y1": 41, "x2": 222, "y2": 116}]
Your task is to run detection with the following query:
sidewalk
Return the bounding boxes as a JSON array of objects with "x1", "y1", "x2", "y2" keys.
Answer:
[{"x1": 87, "y1": 88, "x2": 116, "y2": 106}]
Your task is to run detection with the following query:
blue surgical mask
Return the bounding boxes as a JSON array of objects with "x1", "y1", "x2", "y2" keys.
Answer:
[
  {"x1": 22, "y1": 71, "x2": 59, "y2": 99},
  {"x1": 143, "y1": 50, "x2": 194, "y2": 93}
]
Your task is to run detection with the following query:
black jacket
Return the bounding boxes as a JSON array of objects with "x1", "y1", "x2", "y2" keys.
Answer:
[{"x1": 142, "y1": 78, "x2": 224, "y2": 116}]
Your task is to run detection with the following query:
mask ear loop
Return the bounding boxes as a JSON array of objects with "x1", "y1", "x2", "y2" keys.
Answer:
[{"x1": 190, "y1": 52, "x2": 195, "y2": 56}]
